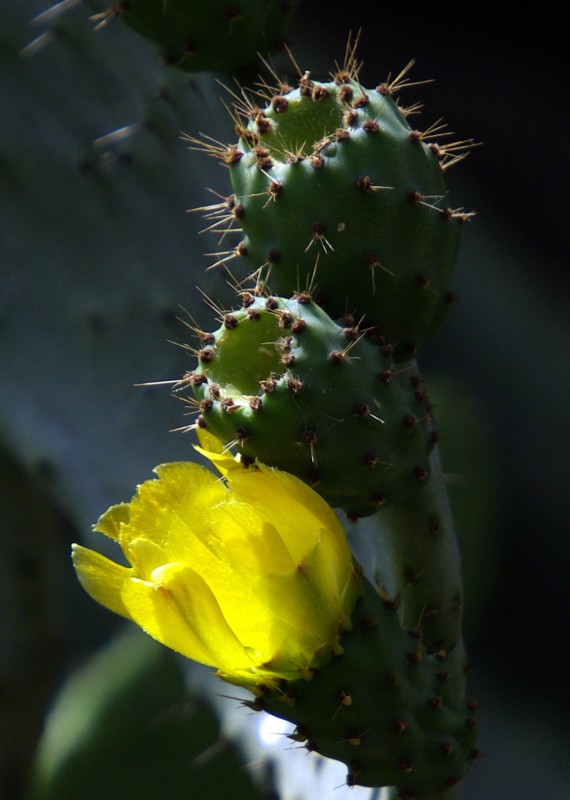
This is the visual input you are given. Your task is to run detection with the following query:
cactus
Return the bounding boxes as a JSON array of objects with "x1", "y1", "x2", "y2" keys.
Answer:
[
  {"x1": 70, "y1": 44, "x2": 480, "y2": 797},
  {"x1": 192, "y1": 51, "x2": 473, "y2": 359},
  {"x1": 94, "y1": 0, "x2": 299, "y2": 73},
  {"x1": 4, "y1": 0, "x2": 570, "y2": 799},
  {"x1": 179, "y1": 51, "x2": 477, "y2": 797},
  {"x1": 3, "y1": 3, "x2": 502, "y2": 793},
  {"x1": 189, "y1": 294, "x2": 435, "y2": 518}
]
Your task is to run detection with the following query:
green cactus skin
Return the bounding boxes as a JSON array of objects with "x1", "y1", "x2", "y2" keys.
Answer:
[
  {"x1": 331, "y1": 432, "x2": 475, "y2": 795},
  {"x1": 197, "y1": 67, "x2": 471, "y2": 360},
  {"x1": 244, "y1": 579, "x2": 478, "y2": 796},
  {"x1": 99, "y1": 0, "x2": 298, "y2": 73},
  {"x1": 188, "y1": 295, "x2": 435, "y2": 518},
  {"x1": 375, "y1": 449, "x2": 465, "y2": 654}
]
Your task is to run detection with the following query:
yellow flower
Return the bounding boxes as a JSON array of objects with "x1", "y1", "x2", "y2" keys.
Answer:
[{"x1": 72, "y1": 435, "x2": 361, "y2": 687}]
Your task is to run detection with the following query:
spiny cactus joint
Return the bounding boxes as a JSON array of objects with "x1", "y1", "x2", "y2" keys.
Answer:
[
  {"x1": 247, "y1": 580, "x2": 478, "y2": 795},
  {"x1": 190, "y1": 53, "x2": 474, "y2": 360},
  {"x1": 186, "y1": 295, "x2": 436, "y2": 517}
]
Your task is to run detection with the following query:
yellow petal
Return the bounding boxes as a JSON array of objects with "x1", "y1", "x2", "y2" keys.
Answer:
[
  {"x1": 126, "y1": 537, "x2": 168, "y2": 581},
  {"x1": 124, "y1": 462, "x2": 227, "y2": 561},
  {"x1": 249, "y1": 552, "x2": 339, "y2": 644},
  {"x1": 227, "y1": 465, "x2": 348, "y2": 566},
  {"x1": 299, "y1": 529, "x2": 347, "y2": 609},
  {"x1": 71, "y1": 543, "x2": 132, "y2": 620},
  {"x1": 93, "y1": 502, "x2": 131, "y2": 541},
  {"x1": 195, "y1": 425, "x2": 226, "y2": 456},
  {"x1": 204, "y1": 502, "x2": 295, "y2": 575},
  {"x1": 298, "y1": 532, "x2": 361, "y2": 631},
  {"x1": 121, "y1": 562, "x2": 251, "y2": 669},
  {"x1": 194, "y1": 427, "x2": 241, "y2": 477}
]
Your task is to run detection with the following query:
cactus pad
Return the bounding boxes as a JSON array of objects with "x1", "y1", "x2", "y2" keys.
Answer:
[
  {"x1": 250, "y1": 579, "x2": 479, "y2": 796},
  {"x1": 196, "y1": 65, "x2": 471, "y2": 360},
  {"x1": 188, "y1": 295, "x2": 435, "y2": 517}
]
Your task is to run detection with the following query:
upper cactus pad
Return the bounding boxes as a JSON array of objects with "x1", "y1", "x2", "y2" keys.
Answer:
[{"x1": 196, "y1": 66, "x2": 472, "y2": 359}]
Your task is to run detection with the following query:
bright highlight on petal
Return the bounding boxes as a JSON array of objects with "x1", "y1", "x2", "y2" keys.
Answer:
[{"x1": 72, "y1": 444, "x2": 361, "y2": 687}]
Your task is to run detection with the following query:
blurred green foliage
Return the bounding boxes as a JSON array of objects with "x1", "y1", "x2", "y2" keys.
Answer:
[{"x1": 29, "y1": 628, "x2": 269, "y2": 800}]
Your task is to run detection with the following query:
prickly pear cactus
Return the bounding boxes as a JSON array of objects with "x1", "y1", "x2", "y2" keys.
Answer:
[
  {"x1": 194, "y1": 54, "x2": 472, "y2": 359},
  {"x1": 7, "y1": 1, "x2": 478, "y2": 795},
  {"x1": 176, "y1": 48, "x2": 477, "y2": 798},
  {"x1": 189, "y1": 295, "x2": 435, "y2": 517},
  {"x1": 96, "y1": 0, "x2": 299, "y2": 73}
]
